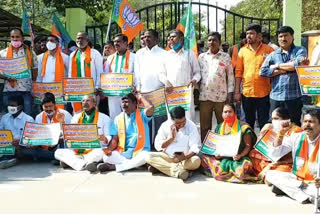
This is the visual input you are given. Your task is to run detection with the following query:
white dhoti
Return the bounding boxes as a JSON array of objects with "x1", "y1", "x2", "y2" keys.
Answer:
[
  {"x1": 265, "y1": 170, "x2": 316, "y2": 203},
  {"x1": 103, "y1": 151, "x2": 149, "y2": 172},
  {"x1": 108, "y1": 96, "x2": 122, "y2": 120},
  {"x1": 54, "y1": 149, "x2": 104, "y2": 171}
]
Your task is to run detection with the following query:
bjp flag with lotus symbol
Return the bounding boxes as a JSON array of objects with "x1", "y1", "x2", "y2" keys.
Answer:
[{"x1": 111, "y1": 0, "x2": 145, "y2": 43}]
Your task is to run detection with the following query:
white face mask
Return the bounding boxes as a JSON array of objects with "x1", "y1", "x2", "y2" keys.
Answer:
[
  {"x1": 8, "y1": 106, "x2": 18, "y2": 115},
  {"x1": 45, "y1": 110, "x2": 55, "y2": 117},
  {"x1": 46, "y1": 41, "x2": 57, "y2": 51}
]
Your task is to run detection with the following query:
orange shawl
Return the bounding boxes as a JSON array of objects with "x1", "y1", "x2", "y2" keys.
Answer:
[{"x1": 41, "y1": 47, "x2": 64, "y2": 81}]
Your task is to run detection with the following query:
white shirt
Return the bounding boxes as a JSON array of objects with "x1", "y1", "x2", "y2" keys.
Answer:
[
  {"x1": 68, "y1": 48, "x2": 103, "y2": 88},
  {"x1": 0, "y1": 46, "x2": 38, "y2": 92},
  {"x1": 154, "y1": 119, "x2": 201, "y2": 157},
  {"x1": 35, "y1": 109, "x2": 72, "y2": 124},
  {"x1": 311, "y1": 43, "x2": 320, "y2": 66},
  {"x1": 37, "y1": 51, "x2": 69, "y2": 83},
  {"x1": 134, "y1": 45, "x2": 166, "y2": 92},
  {"x1": 160, "y1": 48, "x2": 201, "y2": 87},
  {"x1": 0, "y1": 111, "x2": 34, "y2": 140},
  {"x1": 71, "y1": 111, "x2": 112, "y2": 142}
]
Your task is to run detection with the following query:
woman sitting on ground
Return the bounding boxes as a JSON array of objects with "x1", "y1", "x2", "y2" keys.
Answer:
[
  {"x1": 201, "y1": 103, "x2": 258, "y2": 183},
  {"x1": 249, "y1": 107, "x2": 303, "y2": 180}
]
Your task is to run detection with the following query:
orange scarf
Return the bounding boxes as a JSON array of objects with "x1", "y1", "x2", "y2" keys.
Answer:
[
  {"x1": 6, "y1": 44, "x2": 32, "y2": 87},
  {"x1": 108, "y1": 50, "x2": 130, "y2": 73},
  {"x1": 71, "y1": 46, "x2": 92, "y2": 113},
  {"x1": 292, "y1": 134, "x2": 320, "y2": 181},
  {"x1": 41, "y1": 109, "x2": 60, "y2": 150},
  {"x1": 117, "y1": 109, "x2": 145, "y2": 157},
  {"x1": 74, "y1": 110, "x2": 99, "y2": 155},
  {"x1": 41, "y1": 47, "x2": 64, "y2": 81}
]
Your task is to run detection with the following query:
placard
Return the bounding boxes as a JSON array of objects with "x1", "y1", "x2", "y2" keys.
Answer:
[
  {"x1": 139, "y1": 88, "x2": 167, "y2": 117},
  {"x1": 0, "y1": 56, "x2": 31, "y2": 79},
  {"x1": 20, "y1": 122, "x2": 61, "y2": 146},
  {"x1": 100, "y1": 73, "x2": 133, "y2": 96},
  {"x1": 62, "y1": 78, "x2": 94, "y2": 102},
  {"x1": 165, "y1": 85, "x2": 191, "y2": 112},
  {"x1": 254, "y1": 129, "x2": 282, "y2": 162},
  {"x1": 33, "y1": 82, "x2": 64, "y2": 104},
  {"x1": 201, "y1": 130, "x2": 241, "y2": 157},
  {"x1": 62, "y1": 124, "x2": 100, "y2": 149},
  {"x1": 0, "y1": 130, "x2": 15, "y2": 155},
  {"x1": 296, "y1": 66, "x2": 320, "y2": 95}
]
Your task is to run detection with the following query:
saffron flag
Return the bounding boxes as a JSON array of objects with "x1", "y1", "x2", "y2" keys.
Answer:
[
  {"x1": 21, "y1": 9, "x2": 35, "y2": 46},
  {"x1": 111, "y1": 0, "x2": 144, "y2": 43},
  {"x1": 176, "y1": 3, "x2": 198, "y2": 57},
  {"x1": 52, "y1": 13, "x2": 72, "y2": 52}
]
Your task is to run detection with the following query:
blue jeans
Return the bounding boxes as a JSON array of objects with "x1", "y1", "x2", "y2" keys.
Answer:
[
  {"x1": 3, "y1": 91, "x2": 32, "y2": 116},
  {"x1": 19, "y1": 147, "x2": 57, "y2": 161}
]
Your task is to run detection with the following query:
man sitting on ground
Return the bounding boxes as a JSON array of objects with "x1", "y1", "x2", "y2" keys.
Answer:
[
  {"x1": 95, "y1": 92, "x2": 154, "y2": 173},
  {"x1": 146, "y1": 106, "x2": 201, "y2": 181}
]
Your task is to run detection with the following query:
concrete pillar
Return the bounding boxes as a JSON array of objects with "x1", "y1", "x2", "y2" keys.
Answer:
[
  {"x1": 66, "y1": 7, "x2": 87, "y2": 40},
  {"x1": 283, "y1": 0, "x2": 302, "y2": 45}
]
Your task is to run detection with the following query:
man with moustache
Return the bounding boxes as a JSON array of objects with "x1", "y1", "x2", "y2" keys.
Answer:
[
  {"x1": 135, "y1": 29, "x2": 167, "y2": 146},
  {"x1": 198, "y1": 32, "x2": 234, "y2": 141},
  {"x1": 94, "y1": 93, "x2": 154, "y2": 173},
  {"x1": 235, "y1": 24, "x2": 274, "y2": 130},
  {"x1": 159, "y1": 29, "x2": 201, "y2": 122},
  {"x1": 68, "y1": 32, "x2": 103, "y2": 113},
  {"x1": 265, "y1": 107, "x2": 320, "y2": 204},
  {"x1": 0, "y1": 28, "x2": 38, "y2": 116},
  {"x1": 105, "y1": 34, "x2": 135, "y2": 120},
  {"x1": 260, "y1": 26, "x2": 309, "y2": 126},
  {"x1": 54, "y1": 94, "x2": 111, "y2": 171}
]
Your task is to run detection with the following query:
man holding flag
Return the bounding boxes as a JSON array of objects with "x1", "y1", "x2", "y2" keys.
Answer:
[{"x1": 37, "y1": 34, "x2": 69, "y2": 83}]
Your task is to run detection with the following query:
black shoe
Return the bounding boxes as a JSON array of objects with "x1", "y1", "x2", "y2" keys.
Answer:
[
  {"x1": 97, "y1": 163, "x2": 115, "y2": 172},
  {"x1": 85, "y1": 162, "x2": 98, "y2": 173},
  {"x1": 271, "y1": 185, "x2": 286, "y2": 196}
]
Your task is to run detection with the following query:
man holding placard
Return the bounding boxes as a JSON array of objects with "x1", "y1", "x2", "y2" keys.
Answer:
[
  {"x1": 146, "y1": 106, "x2": 201, "y2": 180},
  {"x1": 37, "y1": 34, "x2": 69, "y2": 83},
  {"x1": 135, "y1": 29, "x2": 167, "y2": 146},
  {"x1": 0, "y1": 95, "x2": 34, "y2": 168},
  {"x1": 55, "y1": 94, "x2": 111, "y2": 171},
  {"x1": 265, "y1": 107, "x2": 320, "y2": 204},
  {"x1": 95, "y1": 93, "x2": 153, "y2": 173},
  {"x1": 260, "y1": 26, "x2": 308, "y2": 126},
  {"x1": 0, "y1": 28, "x2": 38, "y2": 116},
  {"x1": 68, "y1": 32, "x2": 103, "y2": 113},
  {"x1": 159, "y1": 30, "x2": 201, "y2": 122},
  {"x1": 105, "y1": 34, "x2": 135, "y2": 120}
]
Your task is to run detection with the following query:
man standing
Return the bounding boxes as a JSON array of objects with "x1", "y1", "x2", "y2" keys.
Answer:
[
  {"x1": 159, "y1": 29, "x2": 201, "y2": 121},
  {"x1": 146, "y1": 106, "x2": 201, "y2": 181},
  {"x1": 95, "y1": 93, "x2": 154, "y2": 173},
  {"x1": 0, "y1": 28, "x2": 38, "y2": 116},
  {"x1": 135, "y1": 29, "x2": 167, "y2": 145},
  {"x1": 106, "y1": 34, "x2": 135, "y2": 120},
  {"x1": 0, "y1": 95, "x2": 34, "y2": 169},
  {"x1": 198, "y1": 32, "x2": 234, "y2": 141},
  {"x1": 260, "y1": 26, "x2": 308, "y2": 126},
  {"x1": 235, "y1": 24, "x2": 274, "y2": 129},
  {"x1": 37, "y1": 34, "x2": 69, "y2": 83},
  {"x1": 68, "y1": 32, "x2": 103, "y2": 113},
  {"x1": 54, "y1": 94, "x2": 111, "y2": 171},
  {"x1": 265, "y1": 107, "x2": 320, "y2": 204}
]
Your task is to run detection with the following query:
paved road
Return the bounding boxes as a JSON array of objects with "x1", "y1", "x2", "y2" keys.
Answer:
[{"x1": 0, "y1": 162, "x2": 313, "y2": 214}]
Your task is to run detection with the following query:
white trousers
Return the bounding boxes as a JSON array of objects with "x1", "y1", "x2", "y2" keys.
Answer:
[
  {"x1": 265, "y1": 170, "x2": 316, "y2": 203},
  {"x1": 54, "y1": 149, "x2": 104, "y2": 171},
  {"x1": 103, "y1": 151, "x2": 149, "y2": 172},
  {"x1": 108, "y1": 96, "x2": 122, "y2": 121}
]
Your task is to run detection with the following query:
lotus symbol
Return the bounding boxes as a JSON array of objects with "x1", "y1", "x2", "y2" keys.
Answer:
[{"x1": 122, "y1": 5, "x2": 141, "y2": 31}]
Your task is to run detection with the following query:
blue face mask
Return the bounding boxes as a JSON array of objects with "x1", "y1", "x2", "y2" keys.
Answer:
[{"x1": 171, "y1": 42, "x2": 182, "y2": 50}]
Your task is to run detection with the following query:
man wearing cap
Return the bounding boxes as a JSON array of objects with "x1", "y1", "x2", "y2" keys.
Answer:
[{"x1": 260, "y1": 26, "x2": 308, "y2": 126}]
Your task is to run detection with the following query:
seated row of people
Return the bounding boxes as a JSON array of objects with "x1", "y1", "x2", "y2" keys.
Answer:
[{"x1": 1, "y1": 92, "x2": 320, "y2": 205}]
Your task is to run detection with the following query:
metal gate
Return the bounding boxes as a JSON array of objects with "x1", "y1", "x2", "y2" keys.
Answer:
[{"x1": 86, "y1": 1, "x2": 280, "y2": 49}]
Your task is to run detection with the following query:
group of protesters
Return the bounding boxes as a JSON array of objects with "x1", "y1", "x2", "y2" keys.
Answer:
[{"x1": 1, "y1": 22, "x2": 320, "y2": 205}]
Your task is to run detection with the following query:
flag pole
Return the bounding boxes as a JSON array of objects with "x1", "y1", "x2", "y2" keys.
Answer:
[{"x1": 103, "y1": 12, "x2": 112, "y2": 58}]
